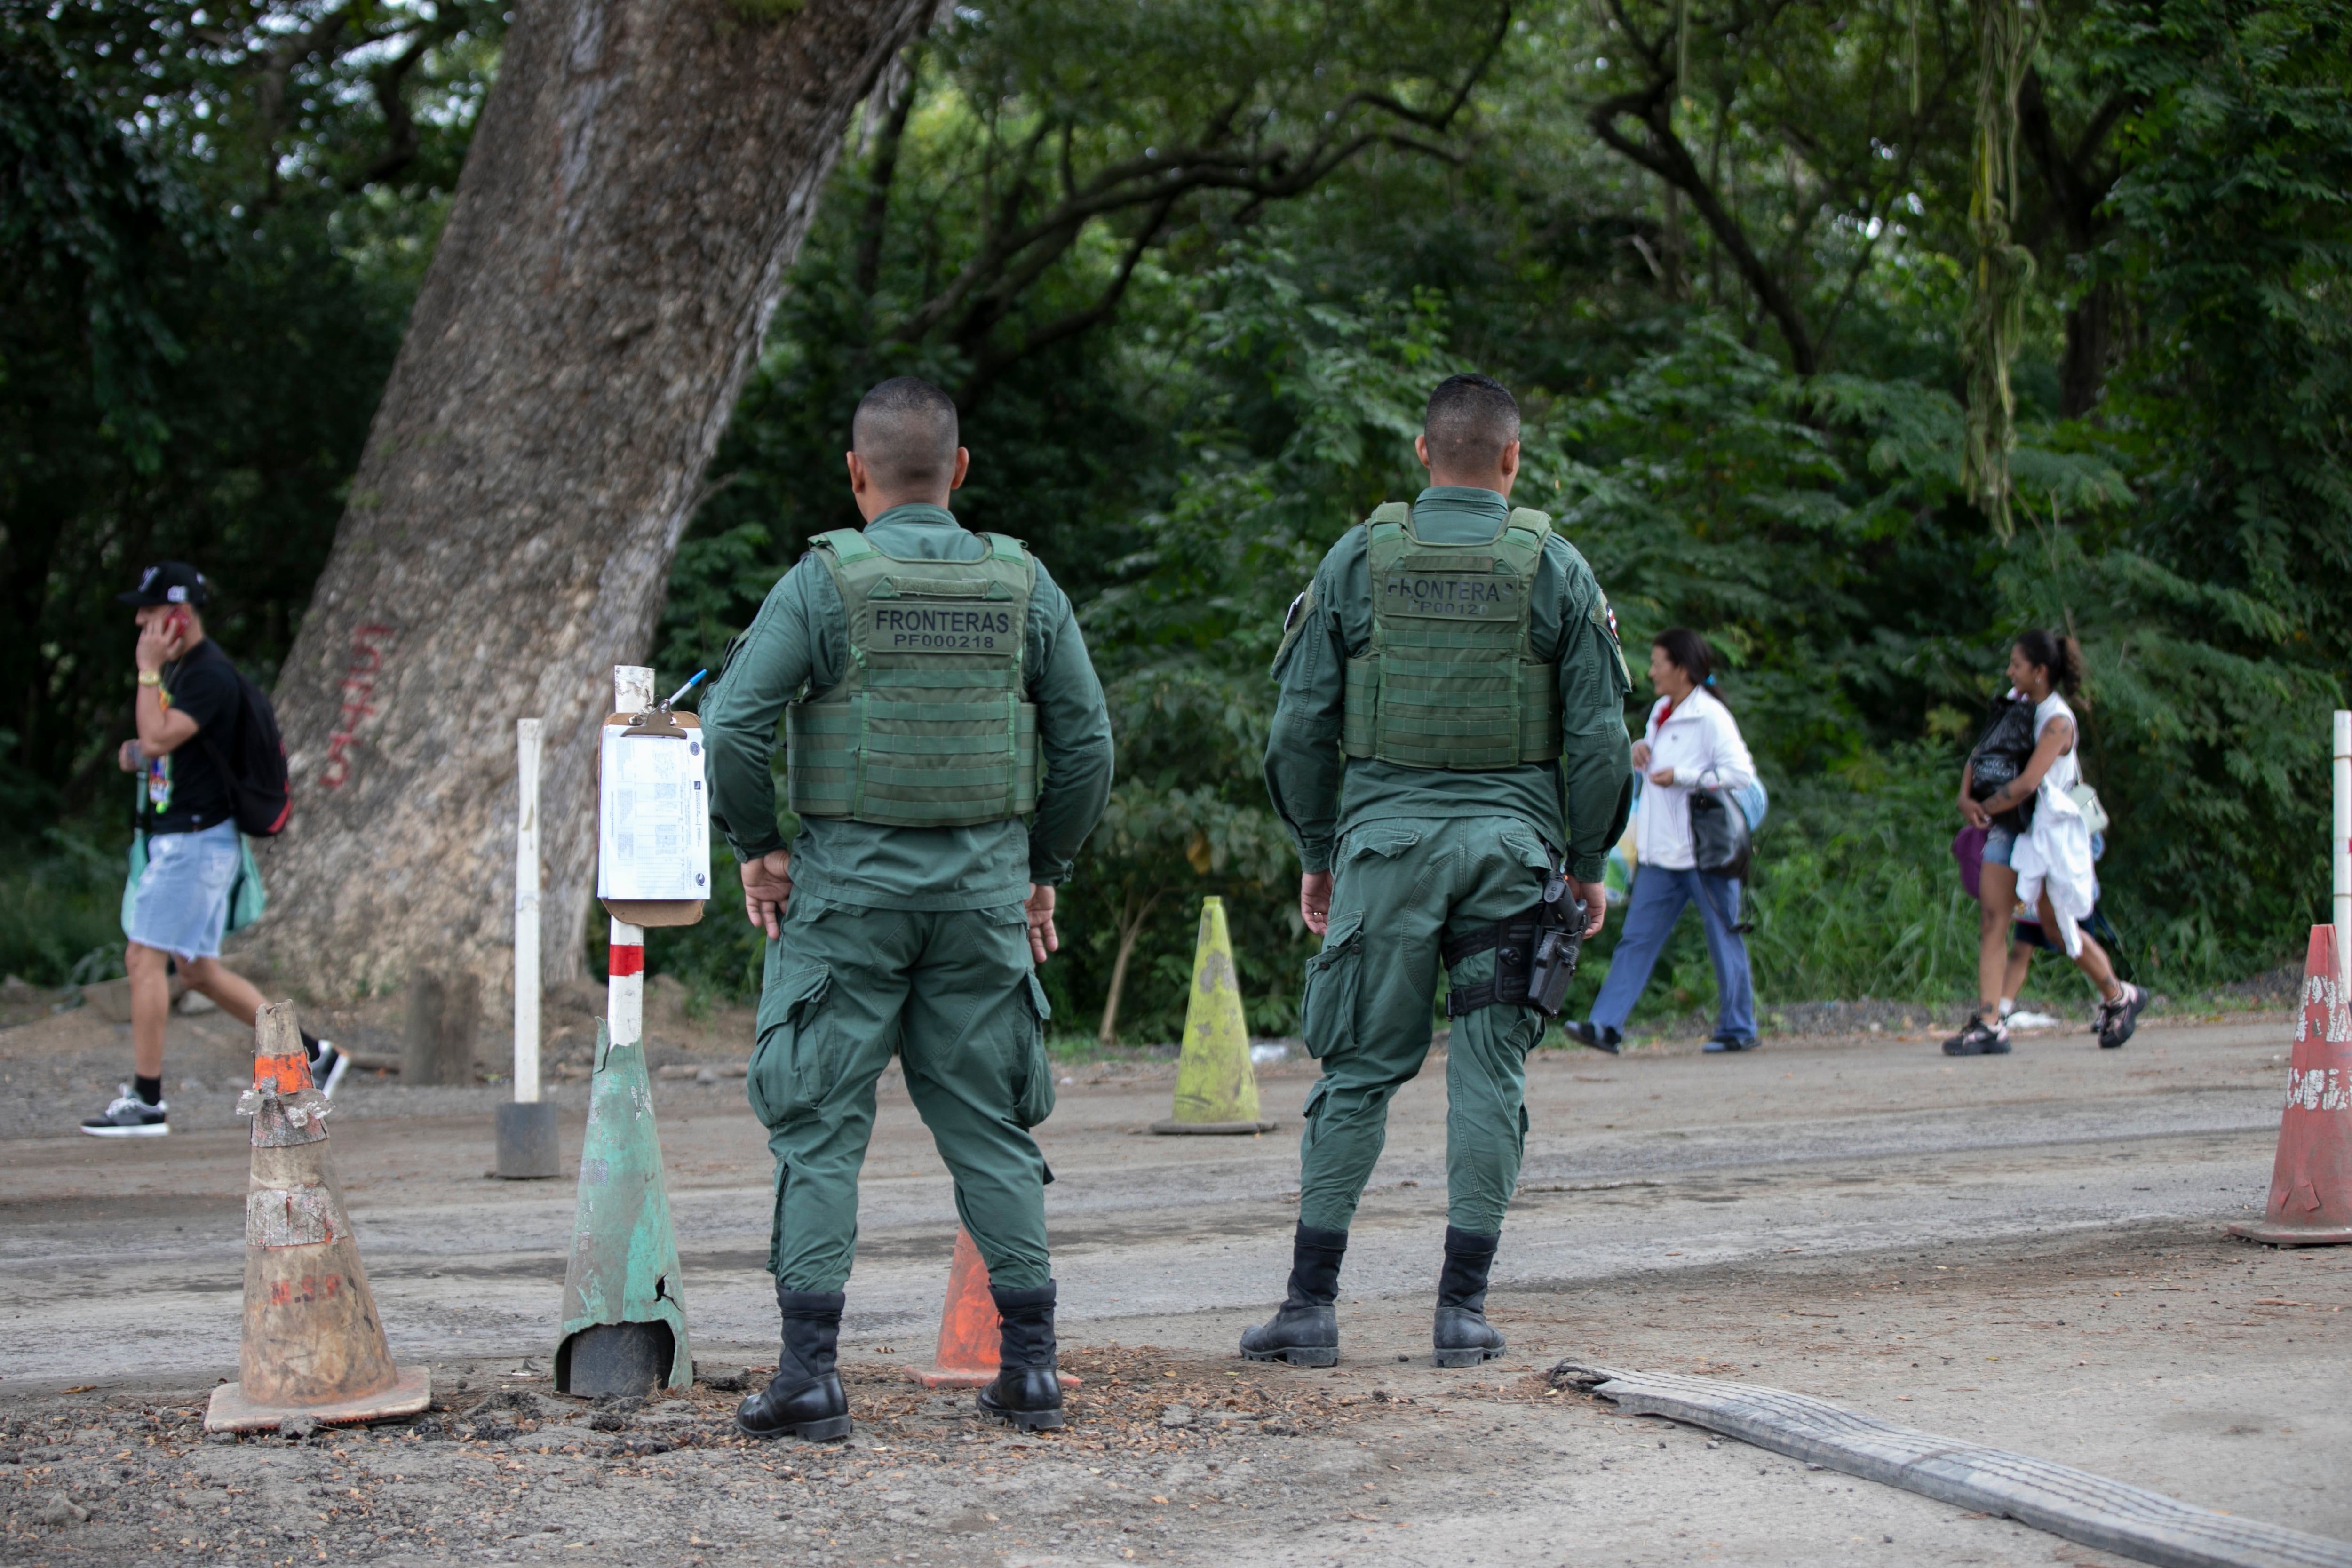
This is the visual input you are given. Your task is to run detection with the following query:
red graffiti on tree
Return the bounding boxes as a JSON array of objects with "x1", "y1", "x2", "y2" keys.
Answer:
[{"x1": 320, "y1": 624, "x2": 395, "y2": 789}]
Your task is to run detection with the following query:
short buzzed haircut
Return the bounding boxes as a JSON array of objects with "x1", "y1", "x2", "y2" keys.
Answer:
[
  {"x1": 852, "y1": 376, "x2": 960, "y2": 492},
  {"x1": 1422, "y1": 373, "x2": 1521, "y2": 472}
]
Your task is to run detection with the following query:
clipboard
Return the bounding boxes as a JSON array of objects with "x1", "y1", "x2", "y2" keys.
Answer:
[{"x1": 597, "y1": 708, "x2": 707, "y2": 928}]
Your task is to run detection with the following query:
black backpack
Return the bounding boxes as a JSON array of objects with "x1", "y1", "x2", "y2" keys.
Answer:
[
  {"x1": 195, "y1": 667, "x2": 294, "y2": 836},
  {"x1": 1967, "y1": 695, "x2": 2038, "y2": 830}
]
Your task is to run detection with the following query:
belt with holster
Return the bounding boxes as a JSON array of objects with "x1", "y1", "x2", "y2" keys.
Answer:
[{"x1": 1442, "y1": 868, "x2": 1586, "y2": 1019}]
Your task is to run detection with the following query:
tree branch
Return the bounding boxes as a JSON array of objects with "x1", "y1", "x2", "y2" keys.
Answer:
[
  {"x1": 1588, "y1": 73, "x2": 1820, "y2": 374},
  {"x1": 855, "y1": 69, "x2": 919, "y2": 297},
  {"x1": 252, "y1": 3, "x2": 362, "y2": 135},
  {"x1": 957, "y1": 191, "x2": 1180, "y2": 405},
  {"x1": 882, "y1": 5, "x2": 1514, "y2": 373},
  {"x1": 352, "y1": 33, "x2": 432, "y2": 189}
]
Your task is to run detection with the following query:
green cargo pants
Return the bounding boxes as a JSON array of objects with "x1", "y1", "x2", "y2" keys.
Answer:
[
  {"x1": 1295, "y1": 815, "x2": 1555, "y2": 1237},
  {"x1": 747, "y1": 894, "x2": 1057, "y2": 1293}
]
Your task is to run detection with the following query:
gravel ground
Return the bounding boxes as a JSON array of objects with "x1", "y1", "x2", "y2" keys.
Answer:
[{"x1": 3, "y1": 1227, "x2": 2346, "y2": 1567}]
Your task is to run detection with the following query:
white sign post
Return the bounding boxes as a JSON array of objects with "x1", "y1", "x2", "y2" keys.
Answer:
[
  {"x1": 494, "y1": 715, "x2": 559, "y2": 1179},
  {"x1": 515, "y1": 717, "x2": 544, "y2": 1103},
  {"x1": 605, "y1": 667, "x2": 655, "y2": 1059}
]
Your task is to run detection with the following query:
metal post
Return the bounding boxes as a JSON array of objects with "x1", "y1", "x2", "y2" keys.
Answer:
[
  {"x1": 2335, "y1": 710, "x2": 2350, "y2": 998},
  {"x1": 494, "y1": 715, "x2": 558, "y2": 1178}
]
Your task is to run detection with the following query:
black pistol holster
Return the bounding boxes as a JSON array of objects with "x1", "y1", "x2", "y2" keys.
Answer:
[{"x1": 1443, "y1": 870, "x2": 1586, "y2": 1019}]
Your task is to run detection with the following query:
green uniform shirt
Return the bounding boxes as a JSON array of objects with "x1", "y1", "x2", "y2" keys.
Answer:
[
  {"x1": 703, "y1": 504, "x2": 1116, "y2": 911},
  {"x1": 1265, "y1": 485, "x2": 1634, "y2": 883}
]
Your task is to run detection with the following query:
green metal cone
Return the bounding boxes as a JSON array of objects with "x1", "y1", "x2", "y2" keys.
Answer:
[
  {"x1": 554, "y1": 1020, "x2": 691, "y2": 1390},
  {"x1": 1170, "y1": 897, "x2": 1263, "y2": 1124}
]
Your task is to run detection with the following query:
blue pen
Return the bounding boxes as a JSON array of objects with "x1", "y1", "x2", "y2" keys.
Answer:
[{"x1": 664, "y1": 669, "x2": 708, "y2": 708}]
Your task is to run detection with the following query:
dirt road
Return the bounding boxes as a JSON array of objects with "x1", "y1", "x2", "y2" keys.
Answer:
[{"x1": 2, "y1": 1006, "x2": 2345, "y2": 1566}]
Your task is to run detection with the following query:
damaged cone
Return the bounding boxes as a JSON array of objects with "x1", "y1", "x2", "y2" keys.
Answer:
[
  {"x1": 206, "y1": 1000, "x2": 429, "y2": 1433},
  {"x1": 555, "y1": 1016, "x2": 692, "y2": 1396}
]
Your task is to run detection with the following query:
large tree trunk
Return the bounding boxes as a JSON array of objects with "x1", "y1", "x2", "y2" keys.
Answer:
[{"x1": 251, "y1": 0, "x2": 934, "y2": 997}]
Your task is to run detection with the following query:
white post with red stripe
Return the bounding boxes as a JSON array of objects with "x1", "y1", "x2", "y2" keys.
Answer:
[{"x1": 608, "y1": 667, "x2": 655, "y2": 1051}]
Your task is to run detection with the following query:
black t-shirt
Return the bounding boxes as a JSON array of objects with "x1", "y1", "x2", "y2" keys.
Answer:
[{"x1": 143, "y1": 639, "x2": 240, "y2": 834}]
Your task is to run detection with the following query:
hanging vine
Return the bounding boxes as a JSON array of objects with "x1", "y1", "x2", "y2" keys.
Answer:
[{"x1": 1960, "y1": 0, "x2": 2042, "y2": 538}]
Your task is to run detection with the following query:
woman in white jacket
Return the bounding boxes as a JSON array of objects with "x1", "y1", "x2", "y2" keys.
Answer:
[{"x1": 1564, "y1": 629, "x2": 1761, "y2": 1053}]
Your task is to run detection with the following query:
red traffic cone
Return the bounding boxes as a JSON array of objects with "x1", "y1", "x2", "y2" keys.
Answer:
[
  {"x1": 207, "y1": 1002, "x2": 431, "y2": 1432},
  {"x1": 906, "y1": 1230, "x2": 999, "y2": 1389},
  {"x1": 904, "y1": 1230, "x2": 1083, "y2": 1391},
  {"x1": 2230, "y1": 925, "x2": 2352, "y2": 1246}
]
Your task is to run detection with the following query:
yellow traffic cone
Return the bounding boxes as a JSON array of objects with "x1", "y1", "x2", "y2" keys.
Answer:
[{"x1": 1151, "y1": 897, "x2": 1275, "y2": 1135}]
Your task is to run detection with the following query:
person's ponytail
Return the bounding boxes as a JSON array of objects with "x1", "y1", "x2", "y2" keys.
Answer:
[{"x1": 2013, "y1": 628, "x2": 2084, "y2": 699}]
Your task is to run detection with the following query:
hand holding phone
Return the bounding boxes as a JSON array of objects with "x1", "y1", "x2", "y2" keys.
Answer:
[{"x1": 135, "y1": 609, "x2": 186, "y2": 674}]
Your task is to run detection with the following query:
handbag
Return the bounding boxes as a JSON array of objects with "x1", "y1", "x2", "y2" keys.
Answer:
[
  {"x1": 1688, "y1": 770, "x2": 1754, "y2": 880},
  {"x1": 2066, "y1": 781, "x2": 2109, "y2": 836},
  {"x1": 1952, "y1": 824, "x2": 1988, "y2": 900}
]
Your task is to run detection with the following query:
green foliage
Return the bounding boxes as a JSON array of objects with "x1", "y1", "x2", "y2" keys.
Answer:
[
  {"x1": 7, "y1": 0, "x2": 2344, "y2": 1029},
  {"x1": 0, "y1": 825, "x2": 127, "y2": 988},
  {"x1": 0, "y1": 0, "x2": 498, "y2": 810}
]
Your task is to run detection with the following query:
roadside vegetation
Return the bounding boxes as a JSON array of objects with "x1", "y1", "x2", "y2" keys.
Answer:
[{"x1": 7, "y1": 0, "x2": 2346, "y2": 1044}]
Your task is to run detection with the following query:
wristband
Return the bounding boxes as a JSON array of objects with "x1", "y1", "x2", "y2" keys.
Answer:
[{"x1": 137, "y1": 670, "x2": 162, "y2": 687}]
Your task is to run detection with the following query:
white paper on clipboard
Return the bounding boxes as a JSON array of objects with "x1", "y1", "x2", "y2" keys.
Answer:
[{"x1": 596, "y1": 724, "x2": 711, "y2": 900}]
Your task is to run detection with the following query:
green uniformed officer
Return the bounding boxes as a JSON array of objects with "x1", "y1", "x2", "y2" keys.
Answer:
[
  {"x1": 701, "y1": 376, "x2": 1114, "y2": 1438},
  {"x1": 1243, "y1": 373, "x2": 1632, "y2": 1369}
]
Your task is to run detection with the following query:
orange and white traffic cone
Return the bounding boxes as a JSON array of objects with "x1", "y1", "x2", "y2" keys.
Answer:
[
  {"x1": 905, "y1": 1230, "x2": 1081, "y2": 1390},
  {"x1": 205, "y1": 1001, "x2": 431, "y2": 1433},
  {"x1": 2230, "y1": 925, "x2": 2352, "y2": 1246}
]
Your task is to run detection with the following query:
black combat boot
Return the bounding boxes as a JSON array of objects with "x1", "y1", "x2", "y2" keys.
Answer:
[
  {"x1": 1432, "y1": 1226, "x2": 1507, "y2": 1368},
  {"x1": 736, "y1": 1287, "x2": 852, "y2": 1441},
  {"x1": 976, "y1": 1282, "x2": 1065, "y2": 1432},
  {"x1": 1239, "y1": 1224, "x2": 1347, "y2": 1367}
]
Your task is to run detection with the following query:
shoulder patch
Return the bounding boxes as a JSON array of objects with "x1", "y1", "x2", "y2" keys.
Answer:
[
  {"x1": 1589, "y1": 589, "x2": 1630, "y2": 689},
  {"x1": 1273, "y1": 583, "x2": 1316, "y2": 673}
]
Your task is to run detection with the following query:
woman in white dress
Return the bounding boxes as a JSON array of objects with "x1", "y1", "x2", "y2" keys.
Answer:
[{"x1": 1947, "y1": 630, "x2": 2146, "y2": 1056}]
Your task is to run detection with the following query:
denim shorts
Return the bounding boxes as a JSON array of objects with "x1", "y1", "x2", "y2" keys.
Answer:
[
  {"x1": 1981, "y1": 825, "x2": 2018, "y2": 868},
  {"x1": 125, "y1": 819, "x2": 241, "y2": 961}
]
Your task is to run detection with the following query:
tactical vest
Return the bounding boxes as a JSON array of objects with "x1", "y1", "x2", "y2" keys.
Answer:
[
  {"x1": 784, "y1": 529, "x2": 1042, "y2": 828},
  {"x1": 1341, "y1": 501, "x2": 1562, "y2": 771}
]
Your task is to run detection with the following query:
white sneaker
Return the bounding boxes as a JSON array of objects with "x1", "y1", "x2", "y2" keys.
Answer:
[
  {"x1": 80, "y1": 1085, "x2": 169, "y2": 1137},
  {"x1": 314, "y1": 1042, "x2": 350, "y2": 1098},
  {"x1": 2007, "y1": 1009, "x2": 2064, "y2": 1031}
]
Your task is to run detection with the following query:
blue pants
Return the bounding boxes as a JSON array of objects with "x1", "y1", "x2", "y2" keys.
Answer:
[{"x1": 1589, "y1": 867, "x2": 1756, "y2": 1044}]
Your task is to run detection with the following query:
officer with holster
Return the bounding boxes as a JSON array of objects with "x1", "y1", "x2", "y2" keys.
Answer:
[
  {"x1": 1245, "y1": 373, "x2": 1633, "y2": 1369},
  {"x1": 702, "y1": 377, "x2": 1114, "y2": 1439}
]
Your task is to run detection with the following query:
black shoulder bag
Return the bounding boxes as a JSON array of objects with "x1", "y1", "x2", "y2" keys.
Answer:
[{"x1": 1688, "y1": 778, "x2": 1754, "y2": 880}]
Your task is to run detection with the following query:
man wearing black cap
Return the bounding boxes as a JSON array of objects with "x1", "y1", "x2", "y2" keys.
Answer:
[{"x1": 80, "y1": 564, "x2": 341, "y2": 1137}]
